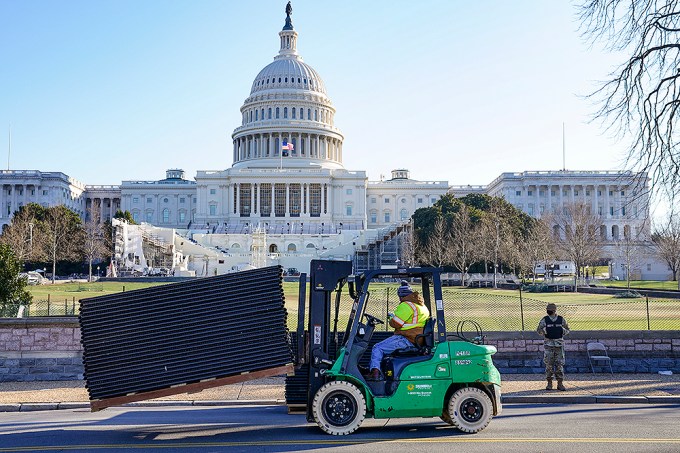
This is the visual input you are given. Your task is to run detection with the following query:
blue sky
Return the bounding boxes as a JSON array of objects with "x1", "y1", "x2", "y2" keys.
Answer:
[{"x1": 1, "y1": 1, "x2": 629, "y2": 191}]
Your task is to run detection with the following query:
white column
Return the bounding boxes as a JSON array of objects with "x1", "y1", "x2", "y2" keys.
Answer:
[
  {"x1": 316, "y1": 135, "x2": 320, "y2": 158},
  {"x1": 534, "y1": 184, "x2": 540, "y2": 218},
  {"x1": 286, "y1": 183, "x2": 290, "y2": 215},
  {"x1": 100, "y1": 198, "x2": 105, "y2": 223},
  {"x1": 547, "y1": 184, "x2": 552, "y2": 213},
  {"x1": 271, "y1": 183, "x2": 275, "y2": 216},
  {"x1": 236, "y1": 183, "x2": 240, "y2": 215},
  {"x1": 12, "y1": 184, "x2": 18, "y2": 215},
  {"x1": 605, "y1": 185, "x2": 611, "y2": 218},
  {"x1": 251, "y1": 183, "x2": 255, "y2": 214},
  {"x1": 569, "y1": 184, "x2": 575, "y2": 205},
  {"x1": 306, "y1": 135, "x2": 311, "y2": 157},
  {"x1": 0, "y1": 184, "x2": 4, "y2": 218}
]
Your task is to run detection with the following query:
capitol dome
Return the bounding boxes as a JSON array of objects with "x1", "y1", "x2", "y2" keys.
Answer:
[
  {"x1": 230, "y1": 3, "x2": 344, "y2": 171},
  {"x1": 250, "y1": 59, "x2": 327, "y2": 96}
]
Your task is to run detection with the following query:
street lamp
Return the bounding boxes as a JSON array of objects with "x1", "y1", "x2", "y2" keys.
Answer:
[{"x1": 97, "y1": 266, "x2": 100, "y2": 278}]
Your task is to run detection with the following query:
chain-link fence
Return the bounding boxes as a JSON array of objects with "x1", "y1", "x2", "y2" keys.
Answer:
[
  {"x1": 13, "y1": 283, "x2": 680, "y2": 331},
  {"x1": 285, "y1": 285, "x2": 680, "y2": 332},
  {"x1": 19, "y1": 299, "x2": 78, "y2": 317}
]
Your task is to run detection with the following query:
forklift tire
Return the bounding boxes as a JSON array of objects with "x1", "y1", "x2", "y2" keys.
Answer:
[
  {"x1": 446, "y1": 387, "x2": 493, "y2": 433},
  {"x1": 440, "y1": 411, "x2": 454, "y2": 425},
  {"x1": 312, "y1": 381, "x2": 366, "y2": 435}
]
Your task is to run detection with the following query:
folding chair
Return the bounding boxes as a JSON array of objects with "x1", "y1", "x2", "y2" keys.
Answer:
[{"x1": 587, "y1": 342, "x2": 613, "y2": 375}]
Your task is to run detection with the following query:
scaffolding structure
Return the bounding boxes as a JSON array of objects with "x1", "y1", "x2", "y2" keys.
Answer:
[{"x1": 250, "y1": 227, "x2": 267, "y2": 268}]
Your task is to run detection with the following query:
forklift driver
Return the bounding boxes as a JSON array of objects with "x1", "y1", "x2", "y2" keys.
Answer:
[{"x1": 368, "y1": 281, "x2": 430, "y2": 379}]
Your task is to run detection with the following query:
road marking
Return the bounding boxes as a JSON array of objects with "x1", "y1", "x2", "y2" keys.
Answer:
[{"x1": 0, "y1": 438, "x2": 679, "y2": 451}]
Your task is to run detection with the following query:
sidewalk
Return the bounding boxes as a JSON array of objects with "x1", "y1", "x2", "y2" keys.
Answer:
[{"x1": 0, "y1": 374, "x2": 678, "y2": 411}]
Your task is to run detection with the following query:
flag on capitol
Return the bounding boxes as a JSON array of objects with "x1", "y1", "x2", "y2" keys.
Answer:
[{"x1": 282, "y1": 140, "x2": 294, "y2": 156}]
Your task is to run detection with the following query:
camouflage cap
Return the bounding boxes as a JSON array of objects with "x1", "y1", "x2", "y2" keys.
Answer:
[{"x1": 546, "y1": 303, "x2": 557, "y2": 311}]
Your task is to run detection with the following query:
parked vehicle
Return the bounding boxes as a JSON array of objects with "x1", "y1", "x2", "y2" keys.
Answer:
[{"x1": 533, "y1": 261, "x2": 576, "y2": 277}]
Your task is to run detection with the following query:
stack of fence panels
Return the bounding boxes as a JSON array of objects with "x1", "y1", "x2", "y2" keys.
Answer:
[{"x1": 80, "y1": 266, "x2": 292, "y2": 410}]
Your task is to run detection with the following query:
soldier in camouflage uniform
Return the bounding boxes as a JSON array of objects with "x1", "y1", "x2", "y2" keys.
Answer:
[{"x1": 537, "y1": 303, "x2": 570, "y2": 391}]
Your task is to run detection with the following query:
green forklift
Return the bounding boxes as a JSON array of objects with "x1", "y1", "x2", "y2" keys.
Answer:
[{"x1": 294, "y1": 260, "x2": 502, "y2": 435}]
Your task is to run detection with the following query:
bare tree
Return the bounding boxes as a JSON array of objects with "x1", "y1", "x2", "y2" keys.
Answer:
[
  {"x1": 449, "y1": 204, "x2": 478, "y2": 287},
  {"x1": 555, "y1": 202, "x2": 603, "y2": 290},
  {"x1": 422, "y1": 217, "x2": 452, "y2": 268},
  {"x1": 41, "y1": 206, "x2": 83, "y2": 283},
  {"x1": 480, "y1": 199, "x2": 514, "y2": 288},
  {"x1": 652, "y1": 215, "x2": 680, "y2": 288},
  {"x1": 613, "y1": 229, "x2": 645, "y2": 289},
  {"x1": 521, "y1": 217, "x2": 557, "y2": 283},
  {"x1": 579, "y1": 0, "x2": 680, "y2": 203},
  {"x1": 0, "y1": 204, "x2": 45, "y2": 263},
  {"x1": 83, "y1": 204, "x2": 110, "y2": 282},
  {"x1": 399, "y1": 220, "x2": 420, "y2": 267}
]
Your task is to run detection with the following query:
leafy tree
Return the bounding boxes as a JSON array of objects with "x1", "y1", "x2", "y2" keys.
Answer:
[
  {"x1": 114, "y1": 210, "x2": 137, "y2": 224},
  {"x1": 0, "y1": 243, "x2": 32, "y2": 317},
  {"x1": 579, "y1": 0, "x2": 679, "y2": 202}
]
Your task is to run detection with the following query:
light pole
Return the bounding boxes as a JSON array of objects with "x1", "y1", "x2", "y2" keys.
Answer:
[{"x1": 97, "y1": 266, "x2": 100, "y2": 279}]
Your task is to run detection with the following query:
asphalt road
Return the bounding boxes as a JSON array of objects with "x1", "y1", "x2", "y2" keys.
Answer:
[{"x1": 0, "y1": 404, "x2": 679, "y2": 452}]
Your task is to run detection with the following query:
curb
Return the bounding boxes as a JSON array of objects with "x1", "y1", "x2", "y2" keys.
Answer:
[
  {"x1": 502, "y1": 395, "x2": 680, "y2": 404},
  {"x1": 2, "y1": 397, "x2": 679, "y2": 412}
]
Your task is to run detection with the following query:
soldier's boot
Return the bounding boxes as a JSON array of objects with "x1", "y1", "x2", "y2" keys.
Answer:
[
  {"x1": 556, "y1": 379, "x2": 566, "y2": 391},
  {"x1": 546, "y1": 378, "x2": 553, "y2": 390}
]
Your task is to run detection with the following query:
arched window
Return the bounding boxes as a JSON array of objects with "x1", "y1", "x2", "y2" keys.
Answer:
[
  {"x1": 307, "y1": 109, "x2": 311, "y2": 120},
  {"x1": 284, "y1": 107, "x2": 288, "y2": 118},
  {"x1": 268, "y1": 108, "x2": 272, "y2": 119},
  {"x1": 276, "y1": 107, "x2": 280, "y2": 119},
  {"x1": 179, "y1": 211, "x2": 186, "y2": 223},
  {"x1": 255, "y1": 110, "x2": 258, "y2": 121},
  {"x1": 249, "y1": 111, "x2": 252, "y2": 122},
  {"x1": 600, "y1": 225, "x2": 607, "y2": 240},
  {"x1": 261, "y1": 108, "x2": 264, "y2": 119},
  {"x1": 384, "y1": 211, "x2": 391, "y2": 223},
  {"x1": 400, "y1": 209, "x2": 408, "y2": 220},
  {"x1": 231, "y1": 243, "x2": 240, "y2": 249},
  {"x1": 306, "y1": 243, "x2": 316, "y2": 249},
  {"x1": 370, "y1": 210, "x2": 377, "y2": 224},
  {"x1": 146, "y1": 211, "x2": 153, "y2": 223},
  {"x1": 299, "y1": 108, "x2": 303, "y2": 119},
  {"x1": 315, "y1": 110, "x2": 318, "y2": 121},
  {"x1": 162, "y1": 208, "x2": 170, "y2": 223},
  {"x1": 612, "y1": 225, "x2": 619, "y2": 240},
  {"x1": 292, "y1": 108, "x2": 296, "y2": 119},
  {"x1": 287, "y1": 244, "x2": 296, "y2": 252},
  {"x1": 269, "y1": 244, "x2": 278, "y2": 253}
]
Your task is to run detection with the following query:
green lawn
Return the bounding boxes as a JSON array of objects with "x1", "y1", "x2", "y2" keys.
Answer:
[
  {"x1": 603, "y1": 280, "x2": 680, "y2": 291},
  {"x1": 24, "y1": 280, "x2": 680, "y2": 331}
]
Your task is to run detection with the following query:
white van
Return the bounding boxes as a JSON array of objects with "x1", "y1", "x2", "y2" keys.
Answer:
[{"x1": 533, "y1": 261, "x2": 576, "y2": 276}]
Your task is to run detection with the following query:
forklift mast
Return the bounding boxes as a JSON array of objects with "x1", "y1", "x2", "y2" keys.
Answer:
[{"x1": 301, "y1": 260, "x2": 353, "y2": 406}]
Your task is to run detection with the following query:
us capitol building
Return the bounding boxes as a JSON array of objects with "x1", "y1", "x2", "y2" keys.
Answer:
[{"x1": 0, "y1": 4, "x2": 654, "y2": 277}]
